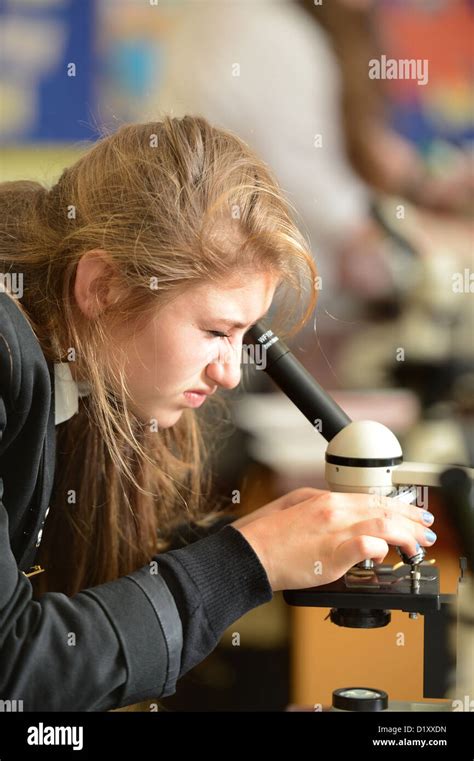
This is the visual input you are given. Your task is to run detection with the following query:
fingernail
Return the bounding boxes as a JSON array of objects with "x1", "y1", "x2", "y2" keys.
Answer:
[
  {"x1": 425, "y1": 529, "x2": 437, "y2": 543},
  {"x1": 415, "y1": 542, "x2": 421, "y2": 550},
  {"x1": 422, "y1": 511, "x2": 434, "y2": 525}
]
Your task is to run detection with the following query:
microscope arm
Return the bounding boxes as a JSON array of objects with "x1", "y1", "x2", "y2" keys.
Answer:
[{"x1": 393, "y1": 462, "x2": 474, "y2": 488}]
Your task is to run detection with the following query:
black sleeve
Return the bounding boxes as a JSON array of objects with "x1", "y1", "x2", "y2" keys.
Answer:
[
  {"x1": 156, "y1": 524, "x2": 272, "y2": 680},
  {"x1": 166, "y1": 514, "x2": 238, "y2": 550}
]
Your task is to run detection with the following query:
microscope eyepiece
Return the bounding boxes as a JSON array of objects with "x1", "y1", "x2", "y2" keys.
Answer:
[{"x1": 244, "y1": 322, "x2": 351, "y2": 442}]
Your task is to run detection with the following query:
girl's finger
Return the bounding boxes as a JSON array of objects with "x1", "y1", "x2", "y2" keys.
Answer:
[
  {"x1": 333, "y1": 536, "x2": 390, "y2": 575},
  {"x1": 343, "y1": 516, "x2": 437, "y2": 559}
]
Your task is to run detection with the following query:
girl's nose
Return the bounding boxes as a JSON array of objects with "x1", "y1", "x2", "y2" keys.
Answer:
[{"x1": 206, "y1": 341, "x2": 242, "y2": 390}]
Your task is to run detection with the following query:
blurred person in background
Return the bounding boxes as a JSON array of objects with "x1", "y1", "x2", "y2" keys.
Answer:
[
  {"x1": 307, "y1": 0, "x2": 473, "y2": 214},
  {"x1": 143, "y1": 0, "x2": 472, "y2": 316}
]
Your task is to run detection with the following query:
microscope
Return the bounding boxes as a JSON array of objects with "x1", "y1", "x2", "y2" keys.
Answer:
[{"x1": 244, "y1": 322, "x2": 474, "y2": 712}]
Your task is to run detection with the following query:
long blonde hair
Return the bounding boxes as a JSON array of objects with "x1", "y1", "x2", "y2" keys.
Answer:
[{"x1": 0, "y1": 115, "x2": 317, "y2": 597}]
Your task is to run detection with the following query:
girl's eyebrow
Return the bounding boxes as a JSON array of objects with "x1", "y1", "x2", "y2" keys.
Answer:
[
  {"x1": 218, "y1": 311, "x2": 270, "y2": 330},
  {"x1": 219, "y1": 319, "x2": 251, "y2": 329}
]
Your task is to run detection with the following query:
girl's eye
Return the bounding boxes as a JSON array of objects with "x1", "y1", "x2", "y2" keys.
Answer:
[{"x1": 207, "y1": 330, "x2": 230, "y2": 339}]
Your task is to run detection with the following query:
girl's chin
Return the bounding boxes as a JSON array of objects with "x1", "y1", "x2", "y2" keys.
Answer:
[
  {"x1": 157, "y1": 410, "x2": 184, "y2": 429},
  {"x1": 128, "y1": 400, "x2": 184, "y2": 429}
]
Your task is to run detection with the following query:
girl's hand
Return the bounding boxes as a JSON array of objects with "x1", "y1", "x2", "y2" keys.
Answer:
[
  {"x1": 234, "y1": 490, "x2": 436, "y2": 592},
  {"x1": 230, "y1": 488, "x2": 325, "y2": 531}
]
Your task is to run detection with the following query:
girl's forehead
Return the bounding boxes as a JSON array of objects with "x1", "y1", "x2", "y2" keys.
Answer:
[{"x1": 181, "y1": 275, "x2": 277, "y2": 314}]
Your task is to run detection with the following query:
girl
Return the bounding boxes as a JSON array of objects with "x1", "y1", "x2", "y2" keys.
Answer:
[{"x1": 0, "y1": 115, "x2": 435, "y2": 711}]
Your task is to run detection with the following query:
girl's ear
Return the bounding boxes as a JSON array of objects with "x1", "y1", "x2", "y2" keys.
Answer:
[{"x1": 74, "y1": 249, "x2": 121, "y2": 318}]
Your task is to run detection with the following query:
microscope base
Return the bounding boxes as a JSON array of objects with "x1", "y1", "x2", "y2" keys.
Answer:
[{"x1": 283, "y1": 565, "x2": 455, "y2": 698}]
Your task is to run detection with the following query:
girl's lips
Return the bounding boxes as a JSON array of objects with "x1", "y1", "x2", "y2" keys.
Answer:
[{"x1": 183, "y1": 391, "x2": 207, "y2": 407}]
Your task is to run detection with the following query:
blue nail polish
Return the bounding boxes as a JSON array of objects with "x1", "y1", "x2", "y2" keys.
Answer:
[
  {"x1": 425, "y1": 529, "x2": 437, "y2": 543},
  {"x1": 422, "y1": 511, "x2": 434, "y2": 524},
  {"x1": 415, "y1": 543, "x2": 421, "y2": 550}
]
